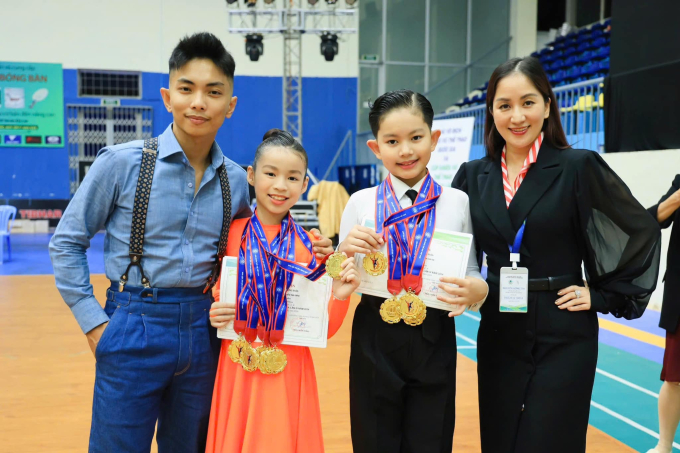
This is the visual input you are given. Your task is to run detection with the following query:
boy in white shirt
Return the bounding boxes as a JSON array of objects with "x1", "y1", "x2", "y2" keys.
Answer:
[{"x1": 338, "y1": 90, "x2": 488, "y2": 453}]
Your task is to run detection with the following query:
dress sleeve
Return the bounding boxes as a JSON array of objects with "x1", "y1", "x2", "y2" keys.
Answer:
[
  {"x1": 212, "y1": 275, "x2": 221, "y2": 302},
  {"x1": 575, "y1": 151, "x2": 661, "y2": 319},
  {"x1": 326, "y1": 295, "x2": 350, "y2": 339},
  {"x1": 647, "y1": 174, "x2": 680, "y2": 229}
]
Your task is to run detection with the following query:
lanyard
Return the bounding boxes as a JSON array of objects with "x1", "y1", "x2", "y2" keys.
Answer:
[{"x1": 509, "y1": 221, "x2": 526, "y2": 270}]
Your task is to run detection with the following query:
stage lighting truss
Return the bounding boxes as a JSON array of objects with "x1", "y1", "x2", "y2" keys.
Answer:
[
  {"x1": 227, "y1": 1, "x2": 357, "y2": 35},
  {"x1": 226, "y1": 0, "x2": 357, "y2": 144}
]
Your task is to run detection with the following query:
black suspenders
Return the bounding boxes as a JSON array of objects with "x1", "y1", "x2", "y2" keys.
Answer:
[{"x1": 118, "y1": 137, "x2": 232, "y2": 294}]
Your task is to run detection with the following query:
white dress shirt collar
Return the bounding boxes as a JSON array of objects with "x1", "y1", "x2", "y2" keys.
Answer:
[{"x1": 389, "y1": 173, "x2": 427, "y2": 203}]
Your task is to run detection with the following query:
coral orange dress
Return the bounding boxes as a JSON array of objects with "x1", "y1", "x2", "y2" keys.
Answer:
[{"x1": 205, "y1": 218, "x2": 349, "y2": 453}]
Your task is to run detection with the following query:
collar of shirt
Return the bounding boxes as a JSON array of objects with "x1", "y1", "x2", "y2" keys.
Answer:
[
  {"x1": 157, "y1": 123, "x2": 225, "y2": 169},
  {"x1": 390, "y1": 173, "x2": 427, "y2": 206}
]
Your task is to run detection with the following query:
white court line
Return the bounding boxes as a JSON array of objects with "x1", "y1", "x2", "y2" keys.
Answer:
[
  {"x1": 591, "y1": 401, "x2": 680, "y2": 450},
  {"x1": 456, "y1": 332, "x2": 477, "y2": 346},
  {"x1": 596, "y1": 368, "x2": 660, "y2": 398},
  {"x1": 462, "y1": 312, "x2": 481, "y2": 322},
  {"x1": 457, "y1": 345, "x2": 477, "y2": 350}
]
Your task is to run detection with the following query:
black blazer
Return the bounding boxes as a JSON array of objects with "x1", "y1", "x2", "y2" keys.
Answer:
[
  {"x1": 453, "y1": 144, "x2": 661, "y2": 320},
  {"x1": 649, "y1": 175, "x2": 680, "y2": 332}
]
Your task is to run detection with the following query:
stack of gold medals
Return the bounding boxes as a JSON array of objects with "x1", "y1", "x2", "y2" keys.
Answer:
[
  {"x1": 326, "y1": 250, "x2": 427, "y2": 326},
  {"x1": 364, "y1": 173, "x2": 442, "y2": 326},
  {"x1": 229, "y1": 334, "x2": 288, "y2": 375}
]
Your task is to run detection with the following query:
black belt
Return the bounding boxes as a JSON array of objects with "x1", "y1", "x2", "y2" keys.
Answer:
[{"x1": 487, "y1": 271, "x2": 582, "y2": 291}]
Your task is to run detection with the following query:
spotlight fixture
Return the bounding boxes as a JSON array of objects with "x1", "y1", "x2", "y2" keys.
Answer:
[
  {"x1": 245, "y1": 34, "x2": 264, "y2": 61},
  {"x1": 246, "y1": 0, "x2": 257, "y2": 7},
  {"x1": 325, "y1": 0, "x2": 338, "y2": 4},
  {"x1": 226, "y1": 0, "x2": 238, "y2": 4},
  {"x1": 346, "y1": 0, "x2": 357, "y2": 5},
  {"x1": 320, "y1": 32, "x2": 339, "y2": 61},
  {"x1": 307, "y1": 0, "x2": 319, "y2": 4},
  {"x1": 264, "y1": 0, "x2": 275, "y2": 3}
]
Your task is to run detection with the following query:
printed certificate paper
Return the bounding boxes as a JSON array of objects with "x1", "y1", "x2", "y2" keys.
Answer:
[
  {"x1": 217, "y1": 257, "x2": 332, "y2": 348},
  {"x1": 357, "y1": 218, "x2": 473, "y2": 311}
]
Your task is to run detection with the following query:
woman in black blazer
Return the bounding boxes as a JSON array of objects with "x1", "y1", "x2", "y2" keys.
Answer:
[
  {"x1": 452, "y1": 57, "x2": 661, "y2": 453},
  {"x1": 648, "y1": 176, "x2": 680, "y2": 453}
]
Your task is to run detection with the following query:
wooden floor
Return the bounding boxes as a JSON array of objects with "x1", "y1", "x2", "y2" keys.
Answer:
[{"x1": 1, "y1": 274, "x2": 635, "y2": 452}]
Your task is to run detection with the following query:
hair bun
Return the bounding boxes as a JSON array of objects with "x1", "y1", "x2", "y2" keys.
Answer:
[{"x1": 262, "y1": 128, "x2": 287, "y2": 141}]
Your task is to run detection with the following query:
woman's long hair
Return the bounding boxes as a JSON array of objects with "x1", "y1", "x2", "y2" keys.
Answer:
[{"x1": 484, "y1": 57, "x2": 570, "y2": 159}]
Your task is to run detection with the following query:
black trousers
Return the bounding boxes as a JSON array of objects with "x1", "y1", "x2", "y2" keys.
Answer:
[{"x1": 349, "y1": 295, "x2": 458, "y2": 453}]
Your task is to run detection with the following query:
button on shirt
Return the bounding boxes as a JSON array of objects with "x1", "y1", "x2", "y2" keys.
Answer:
[{"x1": 49, "y1": 124, "x2": 252, "y2": 334}]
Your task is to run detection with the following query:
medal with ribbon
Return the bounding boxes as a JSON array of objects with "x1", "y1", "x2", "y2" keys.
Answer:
[
  {"x1": 235, "y1": 211, "x2": 329, "y2": 374},
  {"x1": 376, "y1": 173, "x2": 441, "y2": 326}
]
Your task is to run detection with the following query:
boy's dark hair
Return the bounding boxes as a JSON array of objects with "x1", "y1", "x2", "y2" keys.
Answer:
[
  {"x1": 169, "y1": 32, "x2": 236, "y2": 80},
  {"x1": 368, "y1": 89, "x2": 434, "y2": 138},
  {"x1": 253, "y1": 129, "x2": 308, "y2": 171},
  {"x1": 484, "y1": 57, "x2": 569, "y2": 159}
]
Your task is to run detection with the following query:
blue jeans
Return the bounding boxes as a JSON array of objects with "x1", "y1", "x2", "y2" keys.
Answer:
[{"x1": 89, "y1": 284, "x2": 220, "y2": 453}]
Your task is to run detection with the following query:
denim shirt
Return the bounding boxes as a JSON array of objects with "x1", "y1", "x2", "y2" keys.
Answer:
[{"x1": 49, "y1": 124, "x2": 252, "y2": 334}]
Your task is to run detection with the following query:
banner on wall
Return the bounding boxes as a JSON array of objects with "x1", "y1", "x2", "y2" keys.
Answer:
[
  {"x1": 3, "y1": 199, "x2": 70, "y2": 228},
  {"x1": 427, "y1": 117, "x2": 475, "y2": 186},
  {"x1": 0, "y1": 62, "x2": 64, "y2": 147}
]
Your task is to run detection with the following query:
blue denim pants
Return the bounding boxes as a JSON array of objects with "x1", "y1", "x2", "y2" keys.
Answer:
[{"x1": 89, "y1": 283, "x2": 220, "y2": 453}]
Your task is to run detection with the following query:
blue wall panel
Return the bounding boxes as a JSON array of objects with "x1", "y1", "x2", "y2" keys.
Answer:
[
  {"x1": 302, "y1": 77, "x2": 357, "y2": 181},
  {"x1": 1, "y1": 70, "x2": 356, "y2": 201}
]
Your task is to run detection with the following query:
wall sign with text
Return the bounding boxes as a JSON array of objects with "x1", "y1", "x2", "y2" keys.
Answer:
[
  {"x1": 427, "y1": 117, "x2": 475, "y2": 186},
  {"x1": 0, "y1": 62, "x2": 64, "y2": 147}
]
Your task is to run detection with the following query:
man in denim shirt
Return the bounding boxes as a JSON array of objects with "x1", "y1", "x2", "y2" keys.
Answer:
[{"x1": 49, "y1": 33, "x2": 331, "y2": 453}]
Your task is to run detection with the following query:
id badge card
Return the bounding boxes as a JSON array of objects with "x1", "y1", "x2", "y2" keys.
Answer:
[{"x1": 499, "y1": 266, "x2": 529, "y2": 313}]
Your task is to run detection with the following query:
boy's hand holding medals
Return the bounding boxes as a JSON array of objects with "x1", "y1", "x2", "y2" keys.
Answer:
[{"x1": 331, "y1": 223, "x2": 483, "y2": 319}]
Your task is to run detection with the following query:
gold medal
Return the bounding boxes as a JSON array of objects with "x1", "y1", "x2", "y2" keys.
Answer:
[
  {"x1": 363, "y1": 251, "x2": 388, "y2": 276},
  {"x1": 257, "y1": 345, "x2": 272, "y2": 374},
  {"x1": 228, "y1": 336, "x2": 246, "y2": 363},
  {"x1": 239, "y1": 343, "x2": 260, "y2": 372},
  {"x1": 325, "y1": 252, "x2": 346, "y2": 280},
  {"x1": 261, "y1": 347, "x2": 287, "y2": 374},
  {"x1": 380, "y1": 296, "x2": 402, "y2": 324},
  {"x1": 400, "y1": 292, "x2": 426, "y2": 326}
]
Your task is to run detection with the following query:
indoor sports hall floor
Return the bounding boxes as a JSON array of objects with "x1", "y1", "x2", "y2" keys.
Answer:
[{"x1": 1, "y1": 233, "x2": 674, "y2": 452}]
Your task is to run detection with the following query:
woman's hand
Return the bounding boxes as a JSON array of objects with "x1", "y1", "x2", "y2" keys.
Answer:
[
  {"x1": 555, "y1": 285, "x2": 591, "y2": 311},
  {"x1": 337, "y1": 225, "x2": 384, "y2": 257},
  {"x1": 332, "y1": 257, "x2": 361, "y2": 301},
  {"x1": 209, "y1": 301, "x2": 236, "y2": 328},
  {"x1": 437, "y1": 276, "x2": 489, "y2": 318}
]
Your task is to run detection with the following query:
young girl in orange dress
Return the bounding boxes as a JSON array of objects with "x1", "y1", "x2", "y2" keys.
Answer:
[{"x1": 205, "y1": 129, "x2": 358, "y2": 453}]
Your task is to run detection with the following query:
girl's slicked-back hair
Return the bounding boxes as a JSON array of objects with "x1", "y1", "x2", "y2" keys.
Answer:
[
  {"x1": 484, "y1": 57, "x2": 569, "y2": 159},
  {"x1": 253, "y1": 128, "x2": 308, "y2": 170},
  {"x1": 368, "y1": 89, "x2": 434, "y2": 137}
]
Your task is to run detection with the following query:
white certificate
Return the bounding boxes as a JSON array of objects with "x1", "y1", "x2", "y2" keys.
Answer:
[
  {"x1": 356, "y1": 218, "x2": 473, "y2": 311},
  {"x1": 217, "y1": 256, "x2": 332, "y2": 348}
]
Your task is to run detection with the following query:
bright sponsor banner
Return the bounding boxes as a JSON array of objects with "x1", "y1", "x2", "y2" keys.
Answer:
[
  {"x1": 427, "y1": 116, "x2": 475, "y2": 186},
  {"x1": 0, "y1": 62, "x2": 64, "y2": 147}
]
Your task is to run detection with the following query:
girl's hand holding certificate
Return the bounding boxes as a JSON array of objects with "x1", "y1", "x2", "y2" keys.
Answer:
[
  {"x1": 438, "y1": 276, "x2": 489, "y2": 318},
  {"x1": 210, "y1": 301, "x2": 236, "y2": 328}
]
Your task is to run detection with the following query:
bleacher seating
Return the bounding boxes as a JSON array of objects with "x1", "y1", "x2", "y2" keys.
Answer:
[{"x1": 447, "y1": 19, "x2": 611, "y2": 111}]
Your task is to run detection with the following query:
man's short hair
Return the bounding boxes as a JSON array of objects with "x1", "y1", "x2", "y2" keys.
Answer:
[{"x1": 169, "y1": 32, "x2": 236, "y2": 80}]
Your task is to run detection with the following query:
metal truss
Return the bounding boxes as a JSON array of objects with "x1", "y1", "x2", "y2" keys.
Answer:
[{"x1": 227, "y1": 0, "x2": 357, "y2": 143}]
